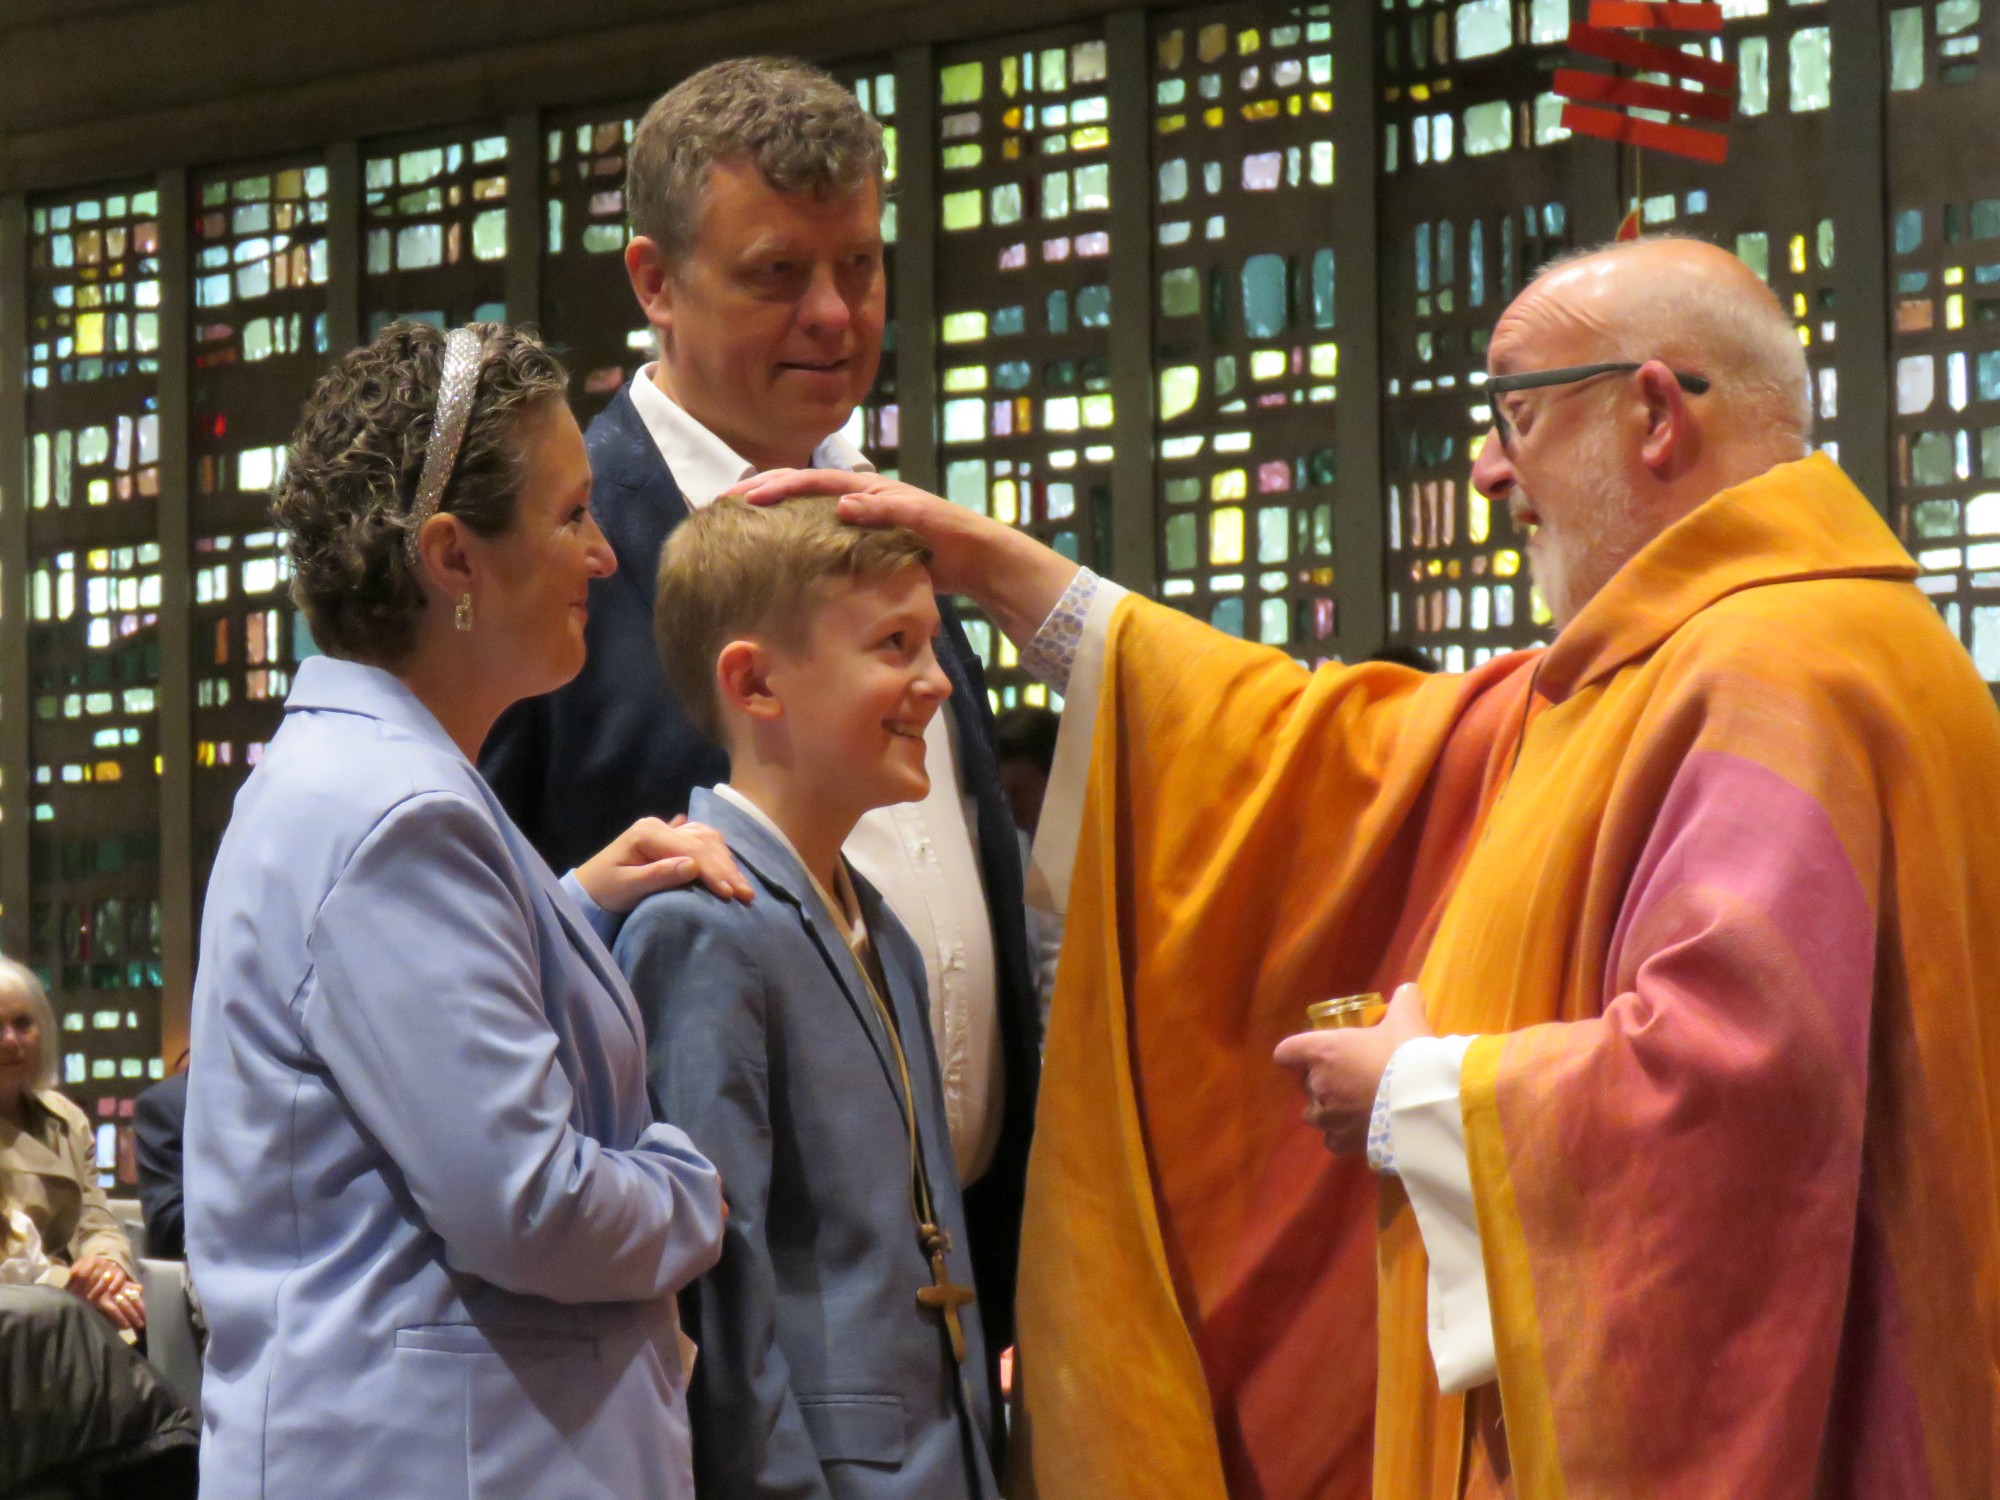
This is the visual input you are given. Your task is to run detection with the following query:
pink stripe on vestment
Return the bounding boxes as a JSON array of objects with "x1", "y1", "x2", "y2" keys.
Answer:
[{"x1": 1609, "y1": 748, "x2": 1876, "y2": 1082}]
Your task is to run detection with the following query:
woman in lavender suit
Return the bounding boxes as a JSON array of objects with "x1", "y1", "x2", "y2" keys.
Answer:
[{"x1": 187, "y1": 323, "x2": 749, "y2": 1500}]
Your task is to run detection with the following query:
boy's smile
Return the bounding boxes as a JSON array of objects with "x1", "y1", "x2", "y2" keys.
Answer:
[{"x1": 736, "y1": 560, "x2": 952, "y2": 837}]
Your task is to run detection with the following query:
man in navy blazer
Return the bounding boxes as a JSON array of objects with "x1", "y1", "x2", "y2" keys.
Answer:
[{"x1": 479, "y1": 59, "x2": 1040, "y2": 1400}]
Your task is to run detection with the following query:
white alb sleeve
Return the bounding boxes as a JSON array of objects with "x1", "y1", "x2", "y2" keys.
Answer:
[{"x1": 1386, "y1": 1033, "x2": 1497, "y2": 1393}]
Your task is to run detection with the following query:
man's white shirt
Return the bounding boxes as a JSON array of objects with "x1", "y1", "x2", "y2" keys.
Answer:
[
  {"x1": 1022, "y1": 568, "x2": 1496, "y2": 1391},
  {"x1": 629, "y1": 368, "x2": 1005, "y2": 1185}
]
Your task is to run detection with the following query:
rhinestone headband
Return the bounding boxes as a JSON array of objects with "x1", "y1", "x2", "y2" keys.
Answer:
[{"x1": 402, "y1": 326, "x2": 483, "y2": 568}]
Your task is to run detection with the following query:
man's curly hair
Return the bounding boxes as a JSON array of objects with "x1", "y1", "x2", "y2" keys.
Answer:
[
  {"x1": 627, "y1": 57, "x2": 886, "y2": 264},
  {"x1": 273, "y1": 321, "x2": 568, "y2": 664}
]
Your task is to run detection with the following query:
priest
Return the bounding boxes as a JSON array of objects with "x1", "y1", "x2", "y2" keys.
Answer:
[{"x1": 737, "y1": 237, "x2": 2000, "y2": 1499}]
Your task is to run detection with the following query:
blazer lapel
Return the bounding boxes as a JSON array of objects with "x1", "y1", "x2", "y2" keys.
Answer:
[
  {"x1": 473, "y1": 767, "x2": 650, "y2": 1056},
  {"x1": 688, "y1": 792, "x2": 906, "y2": 1111},
  {"x1": 589, "y1": 385, "x2": 690, "y2": 610}
]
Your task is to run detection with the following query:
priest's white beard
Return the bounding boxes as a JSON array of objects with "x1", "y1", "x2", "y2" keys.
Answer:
[{"x1": 1524, "y1": 436, "x2": 1656, "y2": 631}]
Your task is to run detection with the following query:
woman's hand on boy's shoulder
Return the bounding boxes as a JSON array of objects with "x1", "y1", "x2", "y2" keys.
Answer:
[{"x1": 577, "y1": 815, "x2": 754, "y2": 915}]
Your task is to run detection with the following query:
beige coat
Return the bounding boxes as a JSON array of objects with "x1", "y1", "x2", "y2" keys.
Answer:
[{"x1": 0, "y1": 1089, "x2": 135, "y2": 1276}]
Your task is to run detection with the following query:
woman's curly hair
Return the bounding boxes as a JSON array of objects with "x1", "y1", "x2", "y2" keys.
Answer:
[{"x1": 273, "y1": 321, "x2": 569, "y2": 664}]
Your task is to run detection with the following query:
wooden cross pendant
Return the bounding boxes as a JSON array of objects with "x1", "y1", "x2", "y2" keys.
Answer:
[{"x1": 915, "y1": 1223, "x2": 975, "y2": 1365}]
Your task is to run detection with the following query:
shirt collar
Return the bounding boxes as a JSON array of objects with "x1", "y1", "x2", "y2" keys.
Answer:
[
  {"x1": 627, "y1": 364, "x2": 874, "y2": 511},
  {"x1": 710, "y1": 783, "x2": 868, "y2": 950}
]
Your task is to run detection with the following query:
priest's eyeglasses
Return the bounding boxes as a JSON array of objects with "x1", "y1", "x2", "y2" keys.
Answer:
[{"x1": 1486, "y1": 362, "x2": 1711, "y2": 447}]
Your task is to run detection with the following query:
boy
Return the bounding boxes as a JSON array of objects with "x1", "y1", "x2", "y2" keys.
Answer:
[{"x1": 617, "y1": 497, "x2": 999, "y2": 1500}]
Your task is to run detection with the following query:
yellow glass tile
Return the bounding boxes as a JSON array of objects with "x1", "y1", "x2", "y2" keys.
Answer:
[
  {"x1": 1250, "y1": 349, "x2": 1288, "y2": 380},
  {"x1": 1072, "y1": 126, "x2": 1110, "y2": 150},
  {"x1": 1493, "y1": 550, "x2": 1521, "y2": 578},
  {"x1": 1948, "y1": 294, "x2": 1966, "y2": 330},
  {"x1": 1468, "y1": 487, "x2": 1490, "y2": 544},
  {"x1": 95, "y1": 762, "x2": 121, "y2": 782},
  {"x1": 943, "y1": 364, "x2": 988, "y2": 392},
  {"x1": 1238, "y1": 28, "x2": 1261, "y2": 54},
  {"x1": 942, "y1": 144, "x2": 984, "y2": 171},
  {"x1": 940, "y1": 311, "x2": 989, "y2": 342},
  {"x1": 1798, "y1": 325, "x2": 1812, "y2": 346},
  {"x1": 1199, "y1": 23, "x2": 1229, "y2": 61},
  {"x1": 1310, "y1": 342, "x2": 1338, "y2": 378},
  {"x1": 1004, "y1": 138, "x2": 1022, "y2": 159},
  {"x1": 1792, "y1": 292, "x2": 1807, "y2": 317},
  {"x1": 1531, "y1": 587, "x2": 1552, "y2": 626},
  {"x1": 1945, "y1": 265, "x2": 1966, "y2": 286},
  {"x1": 74, "y1": 313, "x2": 106, "y2": 356},
  {"x1": 1082, "y1": 394, "x2": 1115, "y2": 428},
  {"x1": 1427, "y1": 558, "x2": 1443, "y2": 576},
  {"x1": 1204, "y1": 107, "x2": 1226, "y2": 127},
  {"x1": 999, "y1": 634, "x2": 1019, "y2": 667},
  {"x1": 1212, "y1": 468, "x2": 1248, "y2": 501},
  {"x1": 1004, "y1": 108, "x2": 1023, "y2": 129},
  {"x1": 994, "y1": 480, "x2": 1019, "y2": 524},
  {"x1": 941, "y1": 61, "x2": 984, "y2": 104},
  {"x1": 1160, "y1": 29, "x2": 1186, "y2": 69},
  {"x1": 1789, "y1": 234, "x2": 1806, "y2": 275},
  {"x1": 1411, "y1": 83, "x2": 1431, "y2": 101},
  {"x1": 1211, "y1": 507, "x2": 1246, "y2": 565},
  {"x1": 941, "y1": 191, "x2": 983, "y2": 231},
  {"x1": 1311, "y1": 90, "x2": 1334, "y2": 112},
  {"x1": 1159, "y1": 365, "x2": 1201, "y2": 420},
  {"x1": 1243, "y1": 99, "x2": 1281, "y2": 121},
  {"x1": 1158, "y1": 114, "x2": 1188, "y2": 134},
  {"x1": 1446, "y1": 560, "x2": 1462, "y2": 579}
]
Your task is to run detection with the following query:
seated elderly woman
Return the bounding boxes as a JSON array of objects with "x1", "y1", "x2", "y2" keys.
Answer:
[
  {"x1": 187, "y1": 323, "x2": 744, "y2": 1500},
  {"x1": 0, "y1": 955, "x2": 144, "y2": 1325},
  {"x1": 1, "y1": 961, "x2": 198, "y2": 1497}
]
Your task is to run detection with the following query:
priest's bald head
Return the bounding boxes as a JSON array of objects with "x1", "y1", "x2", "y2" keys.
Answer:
[{"x1": 1471, "y1": 236, "x2": 1812, "y2": 628}]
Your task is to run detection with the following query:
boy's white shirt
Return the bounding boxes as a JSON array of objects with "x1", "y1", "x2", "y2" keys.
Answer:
[{"x1": 629, "y1": 369, "x2": 1004, "y2": 1185}]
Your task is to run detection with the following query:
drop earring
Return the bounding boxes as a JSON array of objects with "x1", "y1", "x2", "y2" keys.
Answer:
[{"x1": 455, "y1": 593, "x2": 474, "y2": 632}]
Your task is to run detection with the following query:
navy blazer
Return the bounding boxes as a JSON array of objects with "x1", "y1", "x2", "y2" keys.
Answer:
[
  {"x1": 480, "y1": 385, "x2": 1039, "y2": 1373},
  {"x1": 132, "y1": 1071, "x2": 188, "y2": 1260},
  {"x1": 619, "y1": 789, "x2": 999, "y2": 1500}
]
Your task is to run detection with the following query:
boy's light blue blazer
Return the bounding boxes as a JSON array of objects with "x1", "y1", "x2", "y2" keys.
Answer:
[
  {"x1": 186, "y1": 656, "x2": 725, "y2": 1500},
  {"x1": 617, "y1": 787, "x2": 1000, "y2": 1500}
]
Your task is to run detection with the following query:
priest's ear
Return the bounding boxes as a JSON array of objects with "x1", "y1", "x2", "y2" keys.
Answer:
[
  {"x1": 1634, "y1": 358, "x2": 1700, "y2": 479},
  {"x1": 624, "y1": 236, "x2": 677, "y2": 353}
]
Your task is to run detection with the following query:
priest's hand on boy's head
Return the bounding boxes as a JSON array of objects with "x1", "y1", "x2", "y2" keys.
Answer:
[
  {"x1": 728, "y1": 467, "x2": 1083, "y2": 647},
  {"x1": 1272, "y1": 983, "x2": 1434, "y2": 1156},
  {"x1": 727, "y1": 468, "x2": 990, "y2": 594}
]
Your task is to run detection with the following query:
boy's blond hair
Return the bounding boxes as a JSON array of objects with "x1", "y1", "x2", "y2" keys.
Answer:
[{"x1": 656, "y1": 496, "x2": 932, "y2": 742}]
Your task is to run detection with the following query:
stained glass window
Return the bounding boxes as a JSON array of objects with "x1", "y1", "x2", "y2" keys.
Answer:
[
  {"x1": 933, "y1": 26, "x2": 1116, "y2": 707},
  {"x1": 835, "y1": 60, "x2": 903, "y2": 475},
  {"x1": 24, "y1": 184, "x2": 168, "y2": 1168},
  {"x1": 189, "y1": 160, "x2": 332, "y2": 908},
  {"x1": 1636, "y1": 4, "x2": 1845, "y2": 468},
  {"x1": 1889, "y1": 0, "x2": 2000, "y2": 679},
  {"x1": 542, "y1": 107, "x2": 648, "y2": 423},
  {"x1": 363, "y1": 127, "x2": 509, "y2": 335},
  {"x1": 1151, "y1": 5, "x2": 1342, "y2": 655},
  {"x1": 1378, "y1": 0, "x2": 1576, "y2": 669}
]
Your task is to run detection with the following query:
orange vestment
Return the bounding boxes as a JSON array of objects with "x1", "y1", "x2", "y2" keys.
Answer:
[{"x1": 1012, "y1": 456, "x2": 2000, "y2": 1499}]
